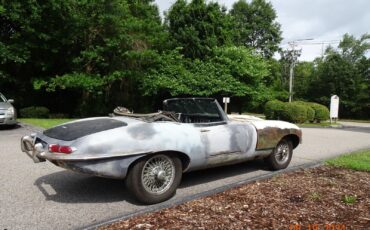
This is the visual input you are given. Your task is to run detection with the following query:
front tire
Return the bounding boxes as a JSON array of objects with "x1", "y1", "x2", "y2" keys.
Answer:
[
  {"x1": 265, "y1": 139, "x2": 293, "y2": 170},
  {"x1": 125, "y1": 154, "x2": 182, "y2": 204}
]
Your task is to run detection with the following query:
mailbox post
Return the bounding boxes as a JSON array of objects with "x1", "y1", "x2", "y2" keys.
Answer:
[
  {"x1": 223, "y1": 97, "x2": 230, "y2": 114},
  {"x1": 330, "y1": 95, "x2": 339, "y2": 123}
]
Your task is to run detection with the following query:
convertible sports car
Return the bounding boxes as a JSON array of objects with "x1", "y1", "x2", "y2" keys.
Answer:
[{"x1": 21, "y1": 98, "x2": 302, "y2": 204}]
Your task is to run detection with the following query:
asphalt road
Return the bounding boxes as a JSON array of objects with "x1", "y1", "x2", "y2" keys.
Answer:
[{"x1": 1, "y1": 124, "x2": 370, "y2": 230}]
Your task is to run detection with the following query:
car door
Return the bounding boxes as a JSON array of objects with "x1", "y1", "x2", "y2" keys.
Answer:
[{"x1": 196, "y1": 121, "x2": 251, "y2": 166}]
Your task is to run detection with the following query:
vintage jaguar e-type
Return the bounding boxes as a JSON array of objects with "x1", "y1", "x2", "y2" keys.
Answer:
[{"x1": 21, "y1": 98, "x2": 302, "y2": 204}]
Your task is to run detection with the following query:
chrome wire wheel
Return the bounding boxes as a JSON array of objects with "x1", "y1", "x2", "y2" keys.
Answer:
[
  {"x1": 274, "y1": 141, "x2": 290, "y2": 164},
  {"x1": 141, "y1": 155, "x2": 176, "y2": 195}
]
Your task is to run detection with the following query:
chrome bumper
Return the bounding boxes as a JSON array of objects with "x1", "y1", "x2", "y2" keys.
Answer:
[{"x1": 21, "y1": 135, "x2": 46, "y2": 163}]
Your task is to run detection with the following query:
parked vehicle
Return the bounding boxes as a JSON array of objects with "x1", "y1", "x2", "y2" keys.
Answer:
[
  {"x1": 0, "y1": 92, "x2": 17, "y2": 126},
  {"x1": 21, "y1": 98, "x2": 301, "y2": 204}
]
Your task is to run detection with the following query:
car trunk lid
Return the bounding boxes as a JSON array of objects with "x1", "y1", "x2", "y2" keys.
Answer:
[{"x1": 43, "y1": 118, "x2": 127, "y2": 141}]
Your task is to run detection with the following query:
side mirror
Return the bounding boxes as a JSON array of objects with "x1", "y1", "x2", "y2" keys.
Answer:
[{"x1": 8, "y1": 99, "x2": 14, "y2": 103}]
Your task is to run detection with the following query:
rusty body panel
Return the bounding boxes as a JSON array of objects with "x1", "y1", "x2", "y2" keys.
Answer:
[
  {"x1": 251, "y1": 120, "x2": 302, "y2": 150},
  {"x1": 20, "y1": 98, "x2": 302, "y2": 180}
]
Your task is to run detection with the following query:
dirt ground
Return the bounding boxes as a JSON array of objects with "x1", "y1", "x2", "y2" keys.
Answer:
[{"x1": 100, "y1": 166, "x2": 370, "y2": 230}]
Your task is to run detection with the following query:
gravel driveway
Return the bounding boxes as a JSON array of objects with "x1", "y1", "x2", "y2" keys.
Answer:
[{"x1": 1, "y1": 124, "x2": 370, "y2": 230}]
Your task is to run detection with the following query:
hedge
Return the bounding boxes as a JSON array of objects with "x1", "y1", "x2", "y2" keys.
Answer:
[
  {"x1": 264, "y1": 100, "x2": 285, "y2": 120},
  {"x1": 308, "y1": 103, "x2": 330, "y2": 122},
  {"x1": 264, "y1": 100, "x2": 329, "y2": 123},
  {"x1": 20, "y1": 106, "x2": 50, "y2": 118},
  {"x1": 282, "y1": 103, "x2": 308, "y2": 123}
]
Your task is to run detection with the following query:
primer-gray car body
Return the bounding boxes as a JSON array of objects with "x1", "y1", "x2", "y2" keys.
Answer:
[{"x1": 21, "y1": 98, "x2": 302, "y2": 180}]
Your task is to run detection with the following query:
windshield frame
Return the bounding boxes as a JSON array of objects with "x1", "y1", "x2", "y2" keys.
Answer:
[{"x1": 163, "y1": 98, "x2": 229, "y2": 124}]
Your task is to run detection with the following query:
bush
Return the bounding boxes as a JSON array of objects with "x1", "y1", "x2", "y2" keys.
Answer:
[
  {"x1": 264, "y1": 100, "x2": 329, "y2": 123},
  {"x1": 306, "y1": 106, "x2": 315, "y2": 122},
  {"x1": 308, "y1": 103, "x2": 329, "y2": 122},
  {"x1": 282, "y1": 103, "x2": 308, "y2": 123},
  {"x1": 264, "y1": 100, "x2": 285, "y2": 120},
  {"x1": 293, "y1": 101, "x2": 315, "y2": 122},
  {"x1": 20, "y1": 106, "x2": 50, "y2": 118}
]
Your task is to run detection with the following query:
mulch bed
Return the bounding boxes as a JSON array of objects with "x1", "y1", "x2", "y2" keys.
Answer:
[{"x1": 100, "y1": 166, "x2": 370, "y2": 230}]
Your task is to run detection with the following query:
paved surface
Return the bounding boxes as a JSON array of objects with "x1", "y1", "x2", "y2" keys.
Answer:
[{"x1": 1, "y1": 124, "x2": 370, "y2": 230}]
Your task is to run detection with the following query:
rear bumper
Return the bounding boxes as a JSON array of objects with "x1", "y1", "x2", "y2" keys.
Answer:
[
  {"x1": 20, "y1": 134, "x2": 146, "y2": 179},
  {"x1": 21, "y1": 135, "x2": 46, "y2": 163}
]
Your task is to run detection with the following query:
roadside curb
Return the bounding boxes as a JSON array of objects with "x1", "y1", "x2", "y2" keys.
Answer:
[{"x1": 81, "y1": 161, "x2": 322, "y2": 230}]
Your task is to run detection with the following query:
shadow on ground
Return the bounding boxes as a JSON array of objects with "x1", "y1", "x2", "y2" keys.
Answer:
[
  {"x1": 0, "y1": 123, "x2": 21, "y2": 130},
  {"x1": 34, "y1": 159, "x2": 268, "y2": 205}
]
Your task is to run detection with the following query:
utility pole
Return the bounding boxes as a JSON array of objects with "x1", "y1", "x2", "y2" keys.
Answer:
[{"x1": 287, "y1": 38, "x2": 313, "y2": 102}]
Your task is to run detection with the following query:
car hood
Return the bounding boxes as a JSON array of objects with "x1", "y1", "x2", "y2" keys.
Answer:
[{"x1": 0, "y1": 102, "x2": 12, "y2": 110}]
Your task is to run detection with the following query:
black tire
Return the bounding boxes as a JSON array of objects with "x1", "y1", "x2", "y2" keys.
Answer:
[
  {"x1": 125, "y1": 154, "x2": 182, "y2": 204},
  {"x1": 265, "y1": 139, "x2": 293, "y2": 170}
]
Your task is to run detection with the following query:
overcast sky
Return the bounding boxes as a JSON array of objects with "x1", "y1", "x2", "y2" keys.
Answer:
[{"x1": 155, "y1": 0, "x2": 370, "y2": 61}]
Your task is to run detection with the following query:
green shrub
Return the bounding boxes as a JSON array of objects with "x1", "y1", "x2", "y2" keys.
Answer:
[
  {"x1": 306, "y1": 106, "x2": 315, "y2": 122},
  {"x1": 20, "y1": 106, "x2": 50, "y2": 118},
  {"x1": 294, "y1": 101, "x2": 315, "y2": 122},
  {"x1": 308, "y1": 103, "x2": 329, "y2": 122},
  {"x1": 264, "y1": 100, "x2": 285, "y2": 120},
  {"x1": 282, "y1": 103, "x2": 308, "y2": 123}
]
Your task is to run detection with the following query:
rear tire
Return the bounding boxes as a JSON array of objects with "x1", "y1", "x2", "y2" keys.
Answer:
[
  {"x1": 125, "y1": 154, "x2": 182, "y2": 204},
  {"x1": 265, "y1": 139, "x2": 293, "y2": 170}
]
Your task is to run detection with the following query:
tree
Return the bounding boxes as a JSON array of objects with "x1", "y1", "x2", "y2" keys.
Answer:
[
  {"x1": 0, "y1": 0, "x2": 168, "y2": 115},
  {"x1": 230, "y1": 0, "x2": 282, "y2": 58},
  {"x1": 307, "y1": 33, "x2": 370, "y2": 118},
  {"x1": 142, "y1": 46, "x2": 270, "y2": 111},
  {"x1": 165, "y1": 0, "x2": 232, "y2": 59}
]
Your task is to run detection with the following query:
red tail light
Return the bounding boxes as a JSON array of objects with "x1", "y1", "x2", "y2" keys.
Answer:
[{"x1": 48, "y1": 144, "x2": 74, "y2": 154}]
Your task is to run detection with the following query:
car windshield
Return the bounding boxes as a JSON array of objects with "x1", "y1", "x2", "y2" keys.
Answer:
[
  {"x1": 163, "y1": 98, "x2": 224, "y2": 123},
  {"x1": 0, "y1": 93, "x2": 7, "y2": 102}
]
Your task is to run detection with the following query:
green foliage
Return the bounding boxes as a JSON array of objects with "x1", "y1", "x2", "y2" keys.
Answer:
[
  {"x1": 341, "y1": 195, "x2": 357, "y2": 204},
  {"x1": 142, "y1": 46, "x2": 269, "y2": 99},
  {"x1": 308, "y1": 103, "x2": 329, "y2": 122},
  {"x1": 292, "y1": 101, "x2": 316, "y2": 122},
  {"x1": 166, "y1": 0, "x2": 232, "y2": 59},
  {"x1": 307, "y1": 33, "x2": 369, "y2": 119},
  {"x1": 264, "y1": 100, "x2": 329, "y2": 123},
  {"x1": 282, "y1": 103, "x2": 308, "y2": 123},
  {"x1": 20, "y1": 106, "x2": 50, "y2": 118},
  {"x1": 1, "y1": 0, "x2": 366, "y2": 119},
  {"x1": 264, "y1": 100, "x2": 285, "y2": 120},
  {"x1": 230, "y1": 0, "x2": 282, "y2": 58}
]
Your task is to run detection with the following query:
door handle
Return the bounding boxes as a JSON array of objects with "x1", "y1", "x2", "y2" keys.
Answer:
[{"x1": 200, "y1": 129, "x2": 210, "y2": 132}]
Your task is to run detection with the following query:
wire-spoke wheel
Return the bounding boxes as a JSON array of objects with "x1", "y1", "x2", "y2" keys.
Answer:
[
  {"x1": 126, "y1": 154, "x2": 182, "y2": 204},
  {"x1": 141, "y1": 155, "x2": 175, "y2": 195},
  {"x1": 265, "y1": 139, "x2": 293, "y2": 170}
]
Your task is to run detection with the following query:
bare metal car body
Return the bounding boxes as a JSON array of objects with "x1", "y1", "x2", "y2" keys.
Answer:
[{"x1": 21, "y1": 98, "x2": 301, "y2": 203}]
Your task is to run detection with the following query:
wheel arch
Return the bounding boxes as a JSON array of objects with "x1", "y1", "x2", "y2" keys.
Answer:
[
  {"x1": 127, "y1": 150, "x2": 191, "y2": 174},
  {"x1": 282, "y1": 134, "x2": 300, "y2": 149}
]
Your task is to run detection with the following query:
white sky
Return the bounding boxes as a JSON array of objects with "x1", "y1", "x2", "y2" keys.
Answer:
[{"x1": 155, "y1": 0, "x2": 370, "y2": 61}]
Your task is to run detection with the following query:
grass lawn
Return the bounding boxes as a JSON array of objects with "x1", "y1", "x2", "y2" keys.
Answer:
[
  {"x1": 18, "y1": 118, "x2": 76, "y2": 129},
  {"x1": 326, "y1": 149, "x2": 370, "y2": 172},
  {"x1": 298, "y1": 122, "x2": 336, "y2": 127}
]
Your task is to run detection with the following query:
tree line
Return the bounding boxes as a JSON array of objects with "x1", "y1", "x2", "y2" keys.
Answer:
[{"x1": 1, "y1": 0, "x2": 369, "y2": 118}]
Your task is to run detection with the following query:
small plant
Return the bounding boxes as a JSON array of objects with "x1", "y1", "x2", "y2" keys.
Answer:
[
  {"x1": 341, "y1": 195, "x2": 357, "y2": 204},
  {"x1": 308, "y1": 192, "x2": 321, "y2": 201}
]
